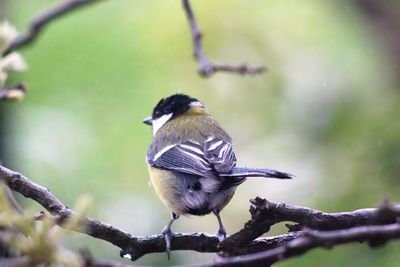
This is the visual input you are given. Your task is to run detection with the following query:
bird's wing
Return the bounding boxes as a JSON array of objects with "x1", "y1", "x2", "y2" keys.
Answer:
[
  {"x1": 147, "y1": 138, "x2": 237, "y2": 177},
  {"x1": 203, "y1": 137, "x2": 237, "y2": 174},
  {"x1": 147, "y1": 142, "x2": 216, "y2": 177}
]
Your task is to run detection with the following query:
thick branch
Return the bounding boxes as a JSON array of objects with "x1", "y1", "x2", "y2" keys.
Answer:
[
  {"x1": 181, "y1": 0, "x2": 266, "y2": 77},
  {"x1": 4, "y1": 0, "x2": 105, "y2": 55},
  {"x1": 221, "y1": 197, "x2": 400, "y2": 251},
  {"x1": 199, "y1": 223, "x2": 400, "y2": 267}
]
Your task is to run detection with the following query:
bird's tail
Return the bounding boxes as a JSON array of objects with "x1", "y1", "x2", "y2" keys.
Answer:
[{"x1": 220, "y1": 167, "x2": 294, "y2": 179}]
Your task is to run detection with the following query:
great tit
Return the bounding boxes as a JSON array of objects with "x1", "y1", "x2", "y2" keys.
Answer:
[{"x1": 143, "y1": 94, "x2": 293, "y2": 257}]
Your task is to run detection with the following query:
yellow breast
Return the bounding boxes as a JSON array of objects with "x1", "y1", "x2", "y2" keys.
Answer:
[{"x1": 147, "y1": 165, "x2": 185, "y2": 214}]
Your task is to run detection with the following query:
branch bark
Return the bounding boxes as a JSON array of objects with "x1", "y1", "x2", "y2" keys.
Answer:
[
  {"x1": 198, "y1": 223, "x2": 400, "y2": 267},
  {"x1": 181, "y1": 0, "x2": 266, "y2": 77},
  {"x1": 220, "y1": 197, "x2": 400, "y2": 253}
]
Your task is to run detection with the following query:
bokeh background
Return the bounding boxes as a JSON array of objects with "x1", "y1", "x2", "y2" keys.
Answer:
[{"x1": 2, "y1": 0, "x2": 400, "y2": 266}]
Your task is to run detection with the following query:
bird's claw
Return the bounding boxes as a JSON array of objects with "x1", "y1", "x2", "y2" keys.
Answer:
[
  {"x1": 217, "y1": 227, "x2": 226, "y2": 242},
  {"x1": 162, "y1": 227, "x2": 173, "y2": 260}
]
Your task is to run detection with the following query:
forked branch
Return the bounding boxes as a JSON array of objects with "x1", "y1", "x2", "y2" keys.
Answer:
[{"x1": 182, "y1": 0, "x2": 266, "y2": 77}]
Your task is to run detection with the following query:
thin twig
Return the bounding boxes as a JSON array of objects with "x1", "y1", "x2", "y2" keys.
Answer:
[
  {"x1": 181, "y1": 0, "x2": 266, "y2": 77},
  {"x1": 3, "y1": 0, "x2": 105, "y2": 55}
]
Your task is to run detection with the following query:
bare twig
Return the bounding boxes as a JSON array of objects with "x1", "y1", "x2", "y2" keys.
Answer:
[
  {"x1": 181, "y1": 0, "x2": 266, "y2": 77},
  {"x1": 3, "y1": 0, "x2": 105, "y2": 55},
  {"x1": 198, "y1": 223, "x2": 400, "y2": 267}
]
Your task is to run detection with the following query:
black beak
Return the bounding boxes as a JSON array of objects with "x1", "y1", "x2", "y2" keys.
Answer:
[{"x1": 143, "y1": 117, "x2": 152, "y2": 126}]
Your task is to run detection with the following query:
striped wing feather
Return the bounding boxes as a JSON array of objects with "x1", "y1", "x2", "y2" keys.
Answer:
[{"x1": 148, "y1": 138, "x2": 237, "y2": 178}]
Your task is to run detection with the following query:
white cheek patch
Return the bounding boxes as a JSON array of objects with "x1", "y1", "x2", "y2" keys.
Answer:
[{"x1": 152, "y1": 113, "x2": 173, "y2": 136}]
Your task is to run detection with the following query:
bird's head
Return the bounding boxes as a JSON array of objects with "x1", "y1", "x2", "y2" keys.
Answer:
[{"x1": 143, "y1": 94, "x2": 207, "y2": 135}]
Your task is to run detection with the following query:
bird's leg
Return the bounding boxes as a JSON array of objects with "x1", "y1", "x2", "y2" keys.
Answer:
[
  {"x1": 161, "y1": 212, "x2": 179, "y2": 259},
  {"x1": 213, "y1": 210, "x2": 226, "y2": 242}
]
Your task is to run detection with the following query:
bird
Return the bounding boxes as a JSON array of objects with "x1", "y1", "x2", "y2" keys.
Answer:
[{"x1": 143, "y1": 93, "x2": 293, "y2": 257}]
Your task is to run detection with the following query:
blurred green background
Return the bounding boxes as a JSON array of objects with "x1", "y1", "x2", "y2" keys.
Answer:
[{"x1": 2, "y1": 0, "x2": 400, "y2": 266}]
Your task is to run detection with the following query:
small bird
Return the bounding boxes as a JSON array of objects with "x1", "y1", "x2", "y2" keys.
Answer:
[{"x1": 143, "y1": 94, "x2": 293, "y2": 257}]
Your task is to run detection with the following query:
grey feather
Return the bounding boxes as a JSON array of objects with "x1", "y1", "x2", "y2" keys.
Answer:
[{"x1": 148, "y1": 142, "x2": 217, "y2": 178}]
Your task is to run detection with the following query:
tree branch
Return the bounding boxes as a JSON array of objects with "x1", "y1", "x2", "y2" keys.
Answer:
[
  {"x1": 3, "y1": 0, "x2": 105, "y2": 55},
  {"x1": 1, "y1": 164, "x2": 399, "y2": 265},
  {"x1": 221, "y1": 197, "x2": 400, "y2": 252},
  {"x1": 181, "y1": 0, "x2": 266, "y2": 77},
  {"x1": 199, "y1": 223, "x2": 400, "y2": 267}
]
